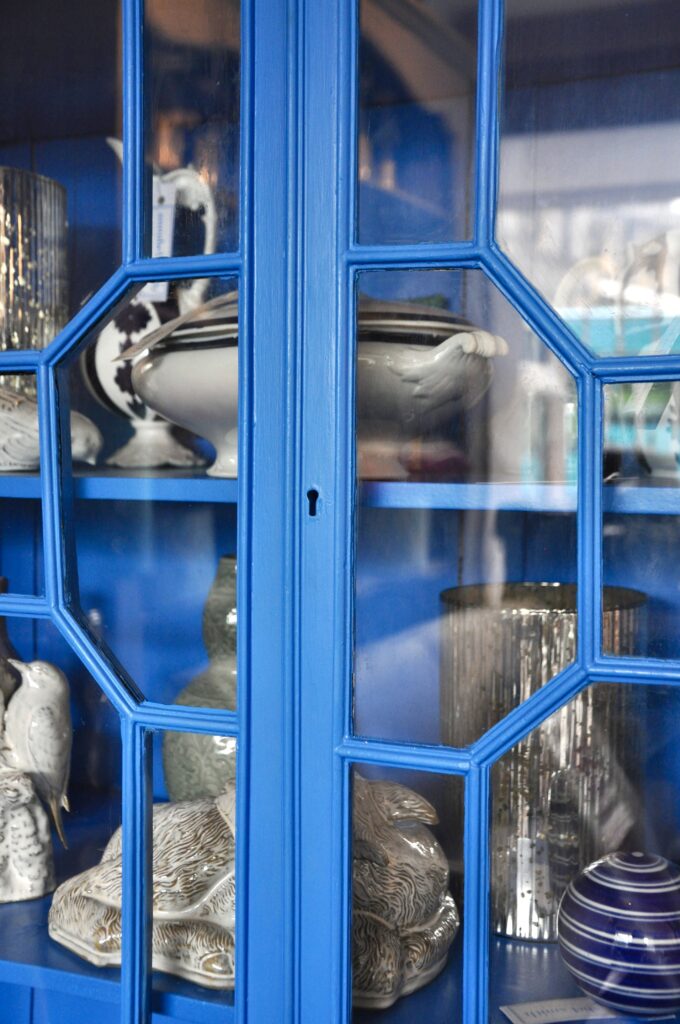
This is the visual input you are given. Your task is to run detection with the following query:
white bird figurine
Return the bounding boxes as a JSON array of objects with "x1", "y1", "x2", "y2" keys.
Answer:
[
  {"x1": 0, "y1": 386, "x2": 103, "y2": 471},
  {"x1": 3, "y1": 660, "x2": 72, "y2": 848}
]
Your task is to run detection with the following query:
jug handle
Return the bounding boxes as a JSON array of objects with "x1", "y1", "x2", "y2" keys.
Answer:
[
  {"x1": 106, "y1": 138, "x2": 218, "y2": 314},
  {"x1": 159, "y1": 166, "x2": 217, "y2": 314}
]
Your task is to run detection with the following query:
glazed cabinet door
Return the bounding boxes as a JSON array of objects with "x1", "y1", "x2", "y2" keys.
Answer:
[
  {"x1": 0, "y1": 2, "x2": 294, "y2": 1024},
  {"x1": 296, "y1": 2, "x2": 680, "y2": 1024}
]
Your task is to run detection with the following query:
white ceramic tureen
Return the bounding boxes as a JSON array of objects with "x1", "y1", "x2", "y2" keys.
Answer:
[{"x1": 121, "y1": 296, "x2": 507, "y2": 478}]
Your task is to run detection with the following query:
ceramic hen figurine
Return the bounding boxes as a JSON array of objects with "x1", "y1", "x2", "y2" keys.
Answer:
[
  {"x1": 0, "y1": 768, "x2": 55, "y2": 901},
  {"x1": 0, "y1": 386, "x2": 102, "y2": 471},
  {"x1": 3, "y1": 660, "x2": 72, "y2": 848},
  {"x1": 352, "y1": 774, "x2": 459, "y2": 1008},
  {"x1": 49, "y1": 788, "x2": 236, "y2": 988}
]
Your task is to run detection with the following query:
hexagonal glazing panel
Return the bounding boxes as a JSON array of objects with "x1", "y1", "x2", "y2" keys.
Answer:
[
  {"x1": 350, "y1": 765, "x2": 464, "y2": 1022},
  {"x1": 0, "y1": 1, "x2": 122, "y2": 348},
  {"x1": 56, "y1": 278, "x2": 239, "y2": 706},
  {"x1": 488, "y1": 682, "x2": 680, "y2": 1021},
  {"x1": 352, "y1": 268, "x2": 577, "y2": 745},
  {"x1": 144, "y1": 0, "x2": 241, "y2": 255},
  {"x1": 357, "y1": 0, "x2": 477, "y2": 245},
  {"x1": 498, "y1": 0, "x2": 680, "y2": 356},
  {"x1": 0, "y1": 616, "x2": 123, "y2": 988},
  {"x1": 603, "y1": 380, "x2": 680, "y2": 659}
]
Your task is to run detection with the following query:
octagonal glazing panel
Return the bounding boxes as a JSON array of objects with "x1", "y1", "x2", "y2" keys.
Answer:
[
  {"x1": 350, "y1": 765, "x2": 464, "y2": 1023},
  {"x1": 144, "y1": 0, "x2": 241, "y2": 255},
  {"x1": 498, "y1": 0, "x2": 680, "y2": 357},
  {"x1": 488, "y1": 682, "x2": 680, "y2": 1023},
  {"x1": 0, "y1": 1, "x2": 122, "y2": 346},
  {"x1": 0, "y1": 617, "x2": 123, "y2": 1000},
  {"x1": 357, "y1": 0, "x2": 477, "y2": 245},
  {"x1": 56, "y1": 278, "x2": 239, "y2": 706},
  {"x1": 352, "y1": 268, "x2": 577, "y2": 746}
]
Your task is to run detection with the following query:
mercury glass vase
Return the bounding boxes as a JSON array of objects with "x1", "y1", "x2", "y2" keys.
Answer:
[
  {"x1": 440, "y1": 581, "x2": 646, "y2": 941},
  {"x1": 0, "y1": 167, "x2": 68, "y2": 395}
]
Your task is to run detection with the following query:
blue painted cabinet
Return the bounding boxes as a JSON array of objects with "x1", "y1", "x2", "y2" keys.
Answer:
[{"x1": 0, "y1": 1, "x2": 678, "y2": 1023}]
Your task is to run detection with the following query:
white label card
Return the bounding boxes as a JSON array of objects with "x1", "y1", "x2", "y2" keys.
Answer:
[
  {"x1": 138, "y1": 178, "x2": 177, "y2": 303},
  {"x1": 500, "y1": 998, "x2": 673, "y2": 1024}
]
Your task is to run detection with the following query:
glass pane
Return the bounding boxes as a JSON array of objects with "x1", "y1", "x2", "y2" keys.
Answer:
[
  {"x1": 351, "y1": 766, "x2": 463, "y2": 1023},
  {"x1": 498, "y1": 0, "x2": 680, "y2": 356},
  {"x1": 151, "y1": 730, "x2": 236, "y2": 1010},
  {"x1": 489, "y1": 682, "x2": 680, "y2": 1023},
  {"x1": 0, "y1": 1, "x2": 122, "y2": 335},
  {"x1": 0, "y1": 620, "x2": 122, "y2": 1008},
  {"x1": 0, "y1": 373, "x2": 43, "y2": 594},
  {"x1": 57, "y1": 279, "x2": 239, "y2": 703},
  {"x1": 145, "y1": 0, "x2": 241, "y2": 255},
  {"x1": 357, "y1": 0, "x2": 477, "y2": 245},
  {"x1": 353, "y1": 269, "x2": 578, "y2": 745},
  {"x1": 603, "y1": 380, "x2": 680, "y2": 658}
]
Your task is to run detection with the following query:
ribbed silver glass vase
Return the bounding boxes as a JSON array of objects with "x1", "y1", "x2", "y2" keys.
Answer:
[
  {"x1": 440, "y1": 582, "x2": 646, "y2": 941},
  {"x1": 0, "y1": 167, "x2": 68, "y2": 394}
]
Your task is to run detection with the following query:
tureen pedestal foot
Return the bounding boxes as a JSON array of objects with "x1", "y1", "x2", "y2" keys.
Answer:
[
  {"x1": 106, "y1": 420, "x2": 205, "y2": 469},
  {"x1": 206, "y1": 430, "x2": 238, "y2": 478}
]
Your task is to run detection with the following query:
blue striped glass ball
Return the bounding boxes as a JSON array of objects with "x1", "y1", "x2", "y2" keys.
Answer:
[{"x1": 558, "y1": 852, "x2": 680, "y2": 1016}]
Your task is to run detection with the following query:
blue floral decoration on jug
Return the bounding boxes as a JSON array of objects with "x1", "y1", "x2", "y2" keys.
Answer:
[{"x1": 558, "y1": 851, "x2": 680, "y2": 1016}]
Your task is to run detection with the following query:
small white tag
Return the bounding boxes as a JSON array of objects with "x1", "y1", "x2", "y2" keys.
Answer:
[
  {"x1": 139, "y1": 178, "x2": 177, "y2": 303},
  {"x1": 500, "y1": 997, "x2": 671, "y2": 1024}
]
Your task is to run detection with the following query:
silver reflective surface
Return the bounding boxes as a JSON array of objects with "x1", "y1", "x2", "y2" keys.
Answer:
[{"x1": 440, "y1": 583, "x2": 645, "y2": 940}]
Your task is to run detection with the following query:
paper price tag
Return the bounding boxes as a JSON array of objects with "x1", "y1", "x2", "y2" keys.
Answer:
[
  {"x1": 139, "y1": 178, "x2": 177, "y2": 303},
  {"x1": 500, "y1": 998, "x2": 672, "y2": 1024}
]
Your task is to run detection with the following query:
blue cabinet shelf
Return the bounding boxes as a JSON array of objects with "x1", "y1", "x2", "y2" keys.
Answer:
[
  {"x1": 0, "y1": 472, "x2": 238, "y2": 504},
  {"x1": 0, "y1": 475, "x2": 678, "y2": 513},
  {"x1": 360, "y1": 481, "x2": 680, "y2": 515}
]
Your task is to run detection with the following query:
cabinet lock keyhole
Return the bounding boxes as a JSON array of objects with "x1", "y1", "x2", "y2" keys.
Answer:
[{"x1": 307, "y1": 488, "x2": 319, "y2": 517}]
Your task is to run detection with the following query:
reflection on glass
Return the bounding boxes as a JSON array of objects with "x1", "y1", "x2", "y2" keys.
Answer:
[
  {"x1": 353, "y1": 270, "x2": 578, "y2": 745},
  {"x1": 0, "y1": 620, "x2": 123, "y2": 983},
  {"x1": 603, "y1": 381, "x2": 680, "y2": 659},
  {"x1": 153, "y1": 730, "x2": 236, "y2": 1000},
  {"x1": 62, "y1": 276, "x2": 240, "y2": 701},
  {"x1": 0, "y1": 2, "x2": 122, "y2": 320},
  {"x1": 145, "y1": 0, "x2": 241, "y2": 255},
  {"x1": 499, "y1": 0, "x2": 680, "y2": 356},
  {"x1": 351, "y1": 766, "x2": 463, "y2": 1023},
  {"x1": 605, "y1": 381, "x2": 680, "y2": 485},
  {"x1": 356, "y1": 270, "x2": 576, "y2": 484},
  {"x1": 489, "y1": 684, "x2": 680, "y2": 1024},
  {"x1": 358, "y1": 0, "x2": 477, "y2": 244}
]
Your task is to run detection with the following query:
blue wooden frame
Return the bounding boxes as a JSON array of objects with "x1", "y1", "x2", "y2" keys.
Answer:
[
  {"x1": 298, "y1": 1, "x2": 680, "y2": 1024},
  {"x1": 0, "y1": 0, "x2": 675, "y2": 1022}
]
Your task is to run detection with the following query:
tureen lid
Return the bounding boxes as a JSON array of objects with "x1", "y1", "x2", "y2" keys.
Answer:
[{"x1": 117, "y1": 294, "x2": 474, "y2": 362}]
